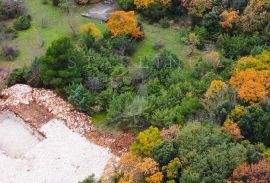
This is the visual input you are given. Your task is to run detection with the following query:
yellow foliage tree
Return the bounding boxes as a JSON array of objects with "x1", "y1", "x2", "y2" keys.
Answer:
[
  {"x1": 220, "y1": 10, "x2": 240, "y2": 29},
  {"x1": 230, "y1": 69, "x2": 270, "y2": 103},
  {"x1": 230, "y1": 105, "x2": 246, "y2": 122},
  {"x1": 223, "y1": 118, "x2": 242, "y2": 140},
  {"x1": 205, "y1": 80, "x2": 227, "y2": 99},
  {"x1": 235, "y1": 52, "x2": 270, "y2": 72},
  {"x1": 131, "y1": 126, "x2": 163, "y2": 157},
  {"x1": 80, "y1": 22, "x2": 102, "y2": 38},
  {"x1": 134, "y1": 0, "x2": 155, "y2": 9},
  {"x1": 134, "y1": 0, "x2": 171, "y2": 9},
  {"x1": 107, "y1": 11, "x2": 144, "y2": 38}
]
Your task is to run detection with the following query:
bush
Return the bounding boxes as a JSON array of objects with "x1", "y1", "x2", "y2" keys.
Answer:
[
  {"x1": 1, "y1": 44, "x2": 18, "y2": 60},
  {"x1": 160, "y1": 18, "x2": 170, "y2": 28},
  {"x1": 116, "y1": 0, "x2": 135, "y2": 10},
  {"x1": 111, "y1": 35, "x2": 136, "y2": 56},
  {"x1": 13, "y1": 15, "x2": 31, "y2": 31},
  {"x1": 79, "y1": 174, "x2": 96, "y2": 183},
  {"x1": 66, "y1": 84, "x2": 95, "y2": 114},
  {"x1": 217, "y1": 34, "x2": 249, "y2": 59},
  {"x1": 0, "y1": 0, "x2": 26, "y2": 20},
  {"x1": 6, "y1": 67, "x2": 30, "y2": 86},
  {"x1": 51, "y1": 0, "x2": 61, "y2": 6},
  {"x1": 141, "y1": 3, "x2": 167, "y2": 22},
  {"x1": 202, "y1": 12, "x2": 221, "y2": 40},
  {"x1": 152, "y1": 141, "x2": 177, "y2": 166}
]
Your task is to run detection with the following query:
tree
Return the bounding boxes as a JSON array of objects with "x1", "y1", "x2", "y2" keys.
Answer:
[
  {"x1": 40, "y1": 37, "x2": 84, "y2": 89},
  {"x1": 220, "y1": 10, "x2": 240, "y2": 29},
  {"x1": 235, "y1": 52, "x2": 270, "y2": 72},
  {"x1": 176, "y1": 122, "x2": 246, "y2": 183},
  {"x1": 231, "y1": 160, "x2": 270, "y2": 183},
  {"x1": 114, "y1": 153, "x2": 163, "y2": 183},
  {"x1": 152, "y1": 141, "x2": 177, "y2": 166},
  {"x1": 107, "y1": 11, "x2": 143, "y2": 38},
  {"x1": 205, "y1": 80, "x2": 227, "y2": 99},
  {"x1": 80, "y1": 22, "x2": 102, "y2": 39},
  {"x1": 131, "y1": 126, "x2": 163, "y2": 157},
  {"x1": 223, "y1": 118, "x2": 242, "y2": 140},
  {"x1": 134, "y1": 0, "x2": 171, "y2": 9},
  {"x1": 181, "y1": 0, "x2": 212, "y2": 17},
  {"x1": 66, "y1": 84, "x2": 95, "y2": 114},
  {"x1": 240, "y1": 0, "x2": 270, "y2": 33},
  {"x1": 230, "y1": 69, "x2": 270, "y2": 103},
  {"x1": 238, "y1": 99, "x2": 270, "y2": 146}
]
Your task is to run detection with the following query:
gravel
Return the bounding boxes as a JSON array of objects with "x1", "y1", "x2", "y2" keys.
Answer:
[{"x1": 0, "y1": 119, "x2": 113, "y2": 183}]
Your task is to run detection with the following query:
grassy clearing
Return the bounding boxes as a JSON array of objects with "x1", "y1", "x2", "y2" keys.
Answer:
[
  {"x1": 0, "y1": 0, "x2": 105, "y2": 69},
  {"x1": 132, "y1": 22, "x2": 204, "y2": 68}
]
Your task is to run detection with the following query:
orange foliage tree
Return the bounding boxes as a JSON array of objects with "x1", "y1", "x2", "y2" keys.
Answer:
[
  {"x1": 231, "y1": 159, "x2": 270, "y2": 183},
  {"x1": 115, "y1": 153, "x2": 163, "y2": 183},
  {"x1": 220, "y1": 10, "x2": 240, "y2": 29},
  {"x1": 230, "y1": 69, "x2": 270, "y2": 103},
  {"x1": 107, "y1": 11, "x2": 143, "y2": 38},
  {"x1": 223, "y1": 118, "x2": 242, "y2": 140}
]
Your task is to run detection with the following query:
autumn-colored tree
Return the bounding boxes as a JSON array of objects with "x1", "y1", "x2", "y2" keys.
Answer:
[
  {"x1": 229, "y1": 105, "x2": 246, "y2": 122},
  {"x1": 107, "y1": 11, "x2": 143, "y2": 38},
  {"x1": 220, "y1": 10, "x2": 240, "y2": 29},
  {"x1": 134, "y1": 0, "x2": 171, "y2": 9},
  {"x1": 231, "y1": 159, "x2": 270, "y2": 183},
  {"x1": 112, "y1": 153, "x2": 163, "y2": 183},
  {"x1": 131, "y1": 126, "x2": 163, "y2": 157},
  {"x1": 240, "y1": 0, "x2": 270, "y2": 33},
  {"x1": 205, "y1": 80, "x2": 227, "y2": 99},
  {"x1": 181, "y1": 0, "x2": 212, "y2": 17},
  {"x1": 230, "y1": 69, "x2": 270, "y2": 103},
  {"x1": 134, "y1": 0, "x2": 155, "y2": 9},
  {"x1": 80, "y1": 22, "x2": 102, "y2": 38},
  {"x1": 235, "y1": 53, "x2": 270, "y2": 72},
  {"x1": 223, "y1": 118, "x2": 242, "y2": 140}
]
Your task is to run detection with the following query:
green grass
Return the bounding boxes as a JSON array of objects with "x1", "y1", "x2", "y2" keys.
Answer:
[
  {"x1": 0, "y1": 0, "x2": 105, "y2": 69},
  {"x1": 92, "y1": 113, "x2": 121, "y2": 134},
  {"x1": 132, "y1": 22, "x2": 204, "y2": 68}
]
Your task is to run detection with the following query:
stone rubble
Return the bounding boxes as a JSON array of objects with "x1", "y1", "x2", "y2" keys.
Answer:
[{"x1": 0, "y1": 84, "x2": 91, "y2": 135}]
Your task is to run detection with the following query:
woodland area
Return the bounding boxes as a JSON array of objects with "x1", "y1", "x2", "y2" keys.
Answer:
[{"x1": 0, "y1": 0, "x2": 270, "y2": 182}]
